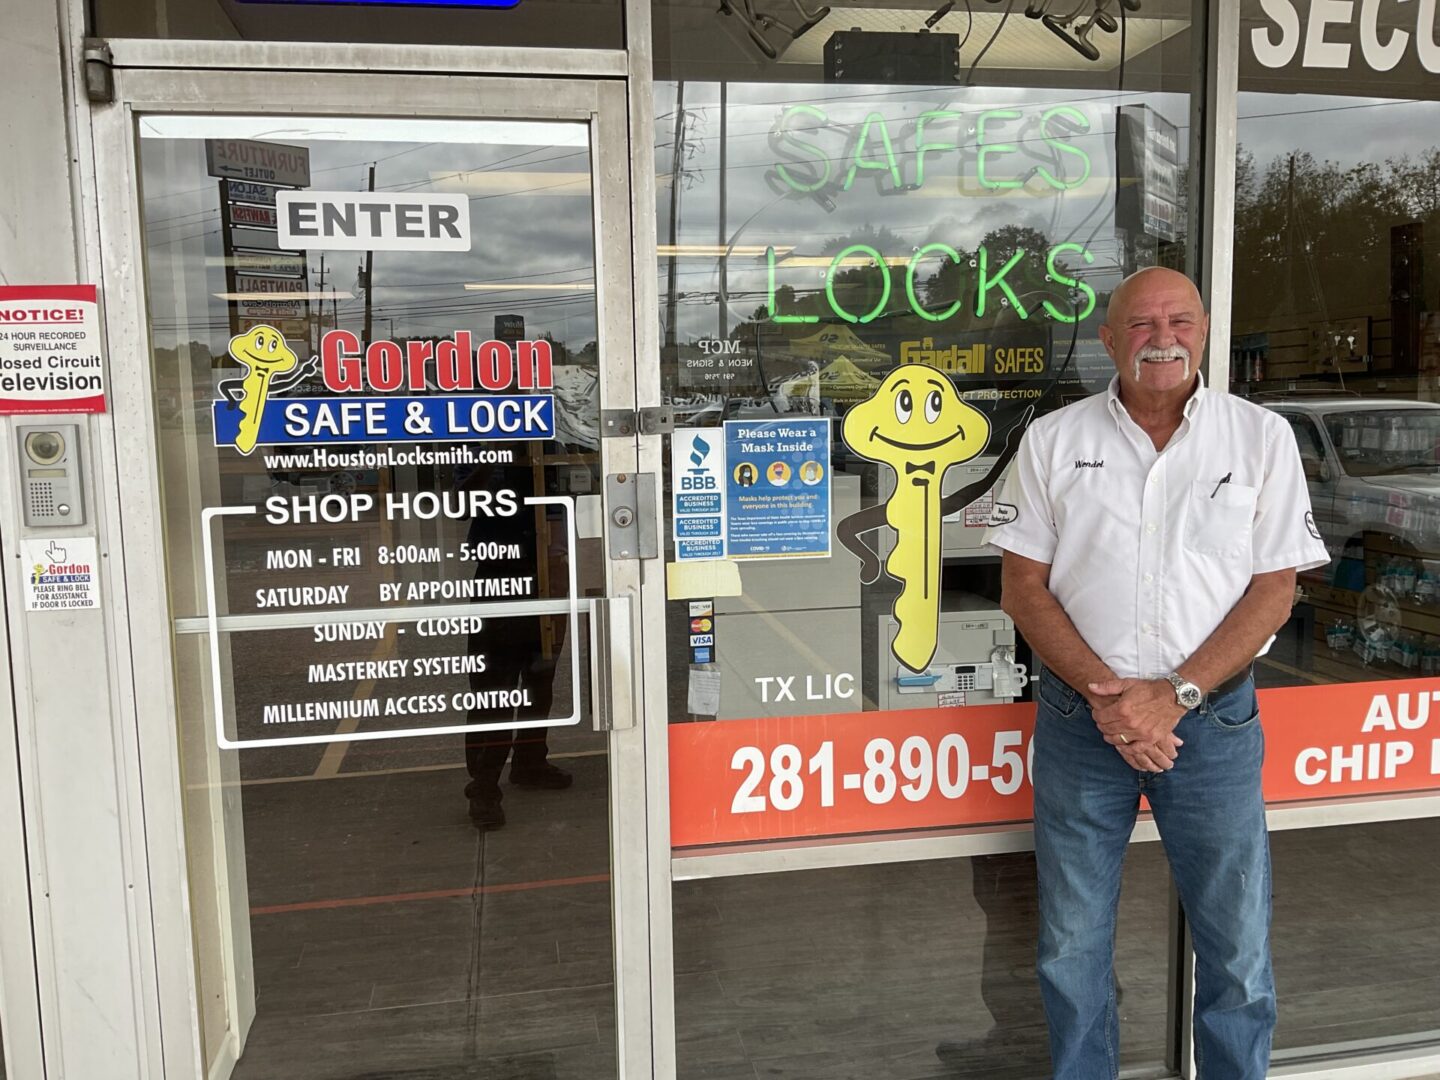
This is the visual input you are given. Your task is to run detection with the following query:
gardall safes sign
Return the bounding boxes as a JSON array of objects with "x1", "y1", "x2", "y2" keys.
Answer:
[{"x1": 213, "y1": 326, "x2": 555, "y2": 455}]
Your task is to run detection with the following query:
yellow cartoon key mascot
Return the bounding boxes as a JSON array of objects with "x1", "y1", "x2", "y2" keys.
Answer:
[
  {"x1": 218, "y1": 326, "x2": 317, "y2": 455},
  {"x1": 840, "y1": 369, "x2": 1034, "y2": 673}
]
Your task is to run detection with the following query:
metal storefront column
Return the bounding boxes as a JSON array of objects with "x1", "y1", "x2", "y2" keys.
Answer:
[
  {"x1": 0, "y1": 0, "x2": 164, "y2": 1077},
  {"x1": 1179, "y1": 0, "x2": 1242, "y2": 1074},
  {"x1": 621, "y1": 0, "x2": 680, "y2": 1071}
]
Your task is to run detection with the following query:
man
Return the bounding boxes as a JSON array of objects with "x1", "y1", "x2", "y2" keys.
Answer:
[{"x1": 983, "y1": 267, "x2": 1328, "y2": 1078}]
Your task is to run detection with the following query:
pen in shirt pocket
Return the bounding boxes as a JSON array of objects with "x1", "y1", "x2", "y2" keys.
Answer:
[{"x1": 1210, "y1": 471, "x2": 1233, "y2": 499}]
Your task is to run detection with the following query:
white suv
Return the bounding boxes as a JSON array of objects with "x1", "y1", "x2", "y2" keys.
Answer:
[{"x1": 1263, "y1": 398, "x2": 1440, "y2": 560}]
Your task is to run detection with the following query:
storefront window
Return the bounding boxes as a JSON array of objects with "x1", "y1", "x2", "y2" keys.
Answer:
[
  {"x1": 652, "y1": 0, "x2": 1194, "y2": 855},
  {"x1": 1234, "y1": 3, "x2": 1440, "y2": 1061},
  {"x1": 654, "y1": 8, "x2": 1194, "y2": 1075},
  {"x1": 1235, "y1": 0, "x2": 1440, "y2": 807}
]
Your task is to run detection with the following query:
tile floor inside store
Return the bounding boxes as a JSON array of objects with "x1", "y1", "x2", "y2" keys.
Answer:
[{"x1": 221, "y1": 706, "x2": 1440, "y2": 1080}]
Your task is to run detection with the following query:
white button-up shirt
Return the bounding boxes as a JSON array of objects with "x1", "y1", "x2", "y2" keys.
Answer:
[{"x1": 983, "y1": 376, "x2": 1330, "y2": 679}]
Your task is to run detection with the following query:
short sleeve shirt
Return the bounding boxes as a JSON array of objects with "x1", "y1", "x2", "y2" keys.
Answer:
[{"x1": 982, "y1": 376, "x2": 1330, "y2": 680}]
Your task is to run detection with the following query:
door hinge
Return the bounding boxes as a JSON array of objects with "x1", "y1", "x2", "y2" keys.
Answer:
[
  {"x1": 82, "y1": 39, "x2": 114, "y2": 104},
  {"x1": 604, "y1": 472, "x2": 659, "y2": 560},
  {"x1": 600, "y1": 406, "x2": 674, "y2": 438}
]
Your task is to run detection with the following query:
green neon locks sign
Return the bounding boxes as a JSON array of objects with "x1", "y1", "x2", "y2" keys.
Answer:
[{"x1": 766, "y1": 243, "x2": 1097, "y2": 325}]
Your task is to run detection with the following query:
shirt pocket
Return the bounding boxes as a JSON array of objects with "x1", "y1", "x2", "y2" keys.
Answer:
[{"x1": 1185, "y1": 480, "x2": 1258, "y2": 558}]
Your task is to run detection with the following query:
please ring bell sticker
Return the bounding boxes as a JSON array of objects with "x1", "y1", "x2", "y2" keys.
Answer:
[{"x1": 23, "y1": 537, "x2": 100, "y2": 611}]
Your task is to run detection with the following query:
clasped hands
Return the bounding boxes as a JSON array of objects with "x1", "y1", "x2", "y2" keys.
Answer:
[{"x1": 1086, "y1": 678, "x2": 1187, "y2": 773}]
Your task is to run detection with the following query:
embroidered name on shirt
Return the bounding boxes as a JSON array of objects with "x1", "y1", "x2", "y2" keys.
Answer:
[{"x1": 1074, "y1": 459, "x2": 1104, "y2": 469}]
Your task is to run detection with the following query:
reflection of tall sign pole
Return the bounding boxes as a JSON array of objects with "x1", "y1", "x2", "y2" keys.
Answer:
[
  {"x1": 220, "y1": 179, "x2": 240, "y2": 340},
  {"x1": 718, "y1": 81, "x2": 729, "y2": 343},
  {"x1": 663, "y1": 85, "x2": 686, "y2": 361},
  {"x1": 362, "y1": 162, "x2": 376, "y2": 344}
]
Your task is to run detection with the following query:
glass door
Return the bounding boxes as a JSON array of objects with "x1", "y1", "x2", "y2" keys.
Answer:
[{"x1": 95, "y1": 71, "x2": 649, "y2": 1080}]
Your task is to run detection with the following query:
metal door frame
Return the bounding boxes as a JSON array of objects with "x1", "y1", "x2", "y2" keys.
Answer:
[
  {"x1": 90, "y1": 64, "x2": 656, "y2": 1079},
  {"x1": 0, "y1": 589, "x2": 45, "y2": 1080}
]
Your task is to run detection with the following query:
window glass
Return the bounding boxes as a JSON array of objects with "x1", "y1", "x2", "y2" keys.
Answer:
[
  {"x1": 675, "y1": 847, "x2": 1175, "y2": 1078},
  {"x1": 137, "y1": 114, "x2": 617, "y2": 1080},
  {"x1": 654, "y1": 15, "x2": 1194, "y2": 1078},
  {"x1": 1235, "y1": 0, "x2": 1440, "y2": 809},
  {"x1": 653, "y1": 0, "x2": 1194, "y2": 851},
  {"x1": 1271, "y1": 818, "x2": 1440, "y2": 1052}
]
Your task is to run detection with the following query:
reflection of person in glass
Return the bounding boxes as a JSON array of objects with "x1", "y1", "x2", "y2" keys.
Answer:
[
  {"x1": 458, "y1": 457, "x2": 571, "y2": 829},
  {"x1": 735, "y1": 462, "x2": 757, "y2": 487}
]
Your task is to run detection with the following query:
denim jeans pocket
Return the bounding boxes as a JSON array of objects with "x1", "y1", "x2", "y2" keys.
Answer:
[
  {"x1": 1038, "y1": 672, "x2": 1083, "y2": 718},
  {"x1": 1204, "y1": 682, "x2": 1260, "y2": 731}
]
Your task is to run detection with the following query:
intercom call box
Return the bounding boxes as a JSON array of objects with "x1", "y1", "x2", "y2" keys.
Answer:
[{"x1": 17, "y1": 423, "x2": 84, "y2": 527}]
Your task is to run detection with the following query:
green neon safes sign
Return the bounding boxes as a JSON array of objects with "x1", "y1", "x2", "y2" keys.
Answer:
[
  {"x1": 772, "y1": 104, "x2": 1095, "y2": 196},
  {"x1": 765, "y1": 242, "x2": 1098, "y2": 326}
]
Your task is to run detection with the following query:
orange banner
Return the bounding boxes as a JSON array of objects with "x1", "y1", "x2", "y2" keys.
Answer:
[
  {"x1": 1260, "y1": 678, "x2": 1440, "y2": 802},
  {"x1": 669, "y1": 679, "x2": 1440, "y2": 848}
]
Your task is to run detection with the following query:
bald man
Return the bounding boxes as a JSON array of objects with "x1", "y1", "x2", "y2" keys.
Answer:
[{"x1": 983, "y1": 268, "x2": 1328, "y2": 1078}]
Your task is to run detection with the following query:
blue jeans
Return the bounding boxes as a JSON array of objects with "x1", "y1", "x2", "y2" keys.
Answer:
[{"x1": 1032, "y1": 669, "x2": 1275, "y2": 1079}]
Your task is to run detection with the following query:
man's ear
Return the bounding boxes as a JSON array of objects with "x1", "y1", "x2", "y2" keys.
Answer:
[{"x1": 1098, "y1": 321, "x2": 1116, "y2": 360}]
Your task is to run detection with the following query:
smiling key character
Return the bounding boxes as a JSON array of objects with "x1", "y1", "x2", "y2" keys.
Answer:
[
  {"x1": 843, "y1": 366, "x2": 991, "y2": 672},
  {"x1": 223, "y1": 325, "x2": 302, "y2": 455}
]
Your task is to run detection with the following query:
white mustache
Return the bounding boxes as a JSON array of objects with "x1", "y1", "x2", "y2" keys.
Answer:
[
  {"x1": 1135, "y1": 345, "x2": 1190, "y2": 363},
  {"x1": 1132, "y1": 343, "x2": 1191, "y2": 382}
]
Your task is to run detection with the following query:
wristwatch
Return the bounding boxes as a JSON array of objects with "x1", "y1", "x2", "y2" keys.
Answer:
[{"x1": 1165, "y1": 672, "x2": 1203, "y2": 710}]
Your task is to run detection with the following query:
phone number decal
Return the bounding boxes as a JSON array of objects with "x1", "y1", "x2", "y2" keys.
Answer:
[{"x1": 670, "y1": 706, "x2": 1038, "y2": 846}]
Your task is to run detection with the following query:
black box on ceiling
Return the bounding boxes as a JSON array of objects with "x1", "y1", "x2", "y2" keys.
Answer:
[{"x1": 824, "y1": 30, "x2": 960, "y2": 83}]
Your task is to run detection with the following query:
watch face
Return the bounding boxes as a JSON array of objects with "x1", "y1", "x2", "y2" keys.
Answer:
[{"x1": 1180, "y1": 685, "x2": 1202, "y2": 708}]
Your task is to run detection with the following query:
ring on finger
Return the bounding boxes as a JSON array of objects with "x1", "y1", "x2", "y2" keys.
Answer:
[{"x1": 1119, "y1": 733, "x2": 1130, "y2": 744}]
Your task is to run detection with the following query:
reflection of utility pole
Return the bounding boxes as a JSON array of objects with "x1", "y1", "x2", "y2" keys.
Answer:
[
  {"x1": 313, "y1": 253, "x2": 328, "y2": 354},
  {"x1": 387, "y1": 316, "x2": 395, "y2": 340},
  {"x1": 362, "y1": 162, "x2": 376, "y2": 344},
  {"x1": 718, "y1": 81, "x2": 729, "y2": 342},
  {"x1": 663, "y1": 85, "x2": 685, "y2": 361}
]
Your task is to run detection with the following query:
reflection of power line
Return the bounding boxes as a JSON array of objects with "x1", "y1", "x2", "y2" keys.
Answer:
[
  {"x1": 380, "y1": 142, "x2": 572, "y2": 193},
  {"x1": 1238, "y1": 97, "x2": 1434, "y2": 124}
]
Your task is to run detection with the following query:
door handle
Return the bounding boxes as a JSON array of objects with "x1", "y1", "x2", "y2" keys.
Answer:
[{"x1": 588, "y1": 595, "x2": 636, "y2": 732}]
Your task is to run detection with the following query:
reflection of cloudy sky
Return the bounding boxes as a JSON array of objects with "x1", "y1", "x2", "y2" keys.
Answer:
[
  {"x1": 133, "y1": 87, "x2": 1440, "y2": 359},
  {"x1": 139, "y1": 118, "x2": 598, "y2": 355},
  {"x1": 1238, "y1": 93, "x2": 1440, "y2": 169},
  {"x1": 657, "y1": 81, "x2": 1189, "y2": 344}
]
